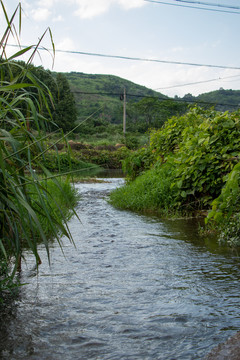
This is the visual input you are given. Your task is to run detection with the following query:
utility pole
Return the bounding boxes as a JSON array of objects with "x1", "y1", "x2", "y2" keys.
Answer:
[{"x1": 123, "y1": 87, "x2": 126, "y2": 136}]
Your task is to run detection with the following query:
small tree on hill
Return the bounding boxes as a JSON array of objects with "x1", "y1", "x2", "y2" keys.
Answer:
[{"x1": 52, "y1": 73, "x2": 77, "y2": 132}]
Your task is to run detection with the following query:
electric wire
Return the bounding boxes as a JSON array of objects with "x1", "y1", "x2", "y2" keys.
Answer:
[
  {"x1": 7, "y1": 44, "x2": 240, "y2": 70},
  {"x1": 154, "y1": 74, "x2": 240, "y2": 90},
  {"x1": 71, "y1": 90, "x2": 240, "y2": 108},
  {"x1": 144, "y1": 0, "x2": 240, "y2": 14},
  {"x1": 6, "y1": 44, "x2": 240, "y2": 102},
  {"x1": 156, "y1": 0, "x2": 240, "y2": 11}
]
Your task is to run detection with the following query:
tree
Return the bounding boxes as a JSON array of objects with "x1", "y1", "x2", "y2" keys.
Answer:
[
  {"x1": 52, "y1": 73, "x2": 77, "y2": 132},
  {"x1": 128, "y1": 97, "x2": 187, "y2": 132}
]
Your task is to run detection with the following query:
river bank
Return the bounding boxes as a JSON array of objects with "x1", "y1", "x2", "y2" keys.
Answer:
[{"x1": 205, "y1": 331, "x2": 240, "y2": 360}]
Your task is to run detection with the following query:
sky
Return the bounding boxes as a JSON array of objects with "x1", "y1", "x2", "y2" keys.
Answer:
[{"x1": 2, "y1": 0, "x2": 240, "y2": 97}]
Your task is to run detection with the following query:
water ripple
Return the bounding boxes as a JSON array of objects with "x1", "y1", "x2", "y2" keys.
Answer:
[{"x1": 0, "y1": 178, "x2": 239, "y2": 360}]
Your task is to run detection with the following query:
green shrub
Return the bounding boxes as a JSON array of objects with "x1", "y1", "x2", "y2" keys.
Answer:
[
  {"x1": 171, "y1": 110, "x2": 240, "y2": 211},
  {"x1": 122, "y1": 147, "x2": 156, "y2": 180},
  {"x1": 149, "y1": 106, "x2": 204, "y2": 156},
  {"x1": 124, "y1": 135, "x2": 140, "y2": 150},
  {"x1": 206, "y1": 162, "x2": 240, "y2": 246}
]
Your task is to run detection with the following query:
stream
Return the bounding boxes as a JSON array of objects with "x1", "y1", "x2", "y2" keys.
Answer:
[{"x1": 0, "y1": 178, "x2": 239, "y2": 359}]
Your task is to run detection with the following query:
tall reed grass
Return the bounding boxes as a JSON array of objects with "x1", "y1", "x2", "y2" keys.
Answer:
[{"x1": 0, "y1": 1, "x2": 78, "y2": 300}]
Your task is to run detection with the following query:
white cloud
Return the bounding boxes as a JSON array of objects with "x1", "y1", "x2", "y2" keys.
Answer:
[
  {"x1": 36, "y1": 0, "x2": 55, "y2": 8},
  {"x1": 118, "y1": 0, "x2": 145, "y2": 10},
  {"x1": 73, "y1": 0, "x2": 145, "y2": 19},
  {"x1": 73, "y1": 0, "x2": 111, "y2": 19},
  {"x1": 31, "y1": 7, "x2": 51, "y2": 22},
  {"x1": 56, "y1": 37, "x2": 76, "y2": 51},
  {"x1": 53, "y1": 15, "x2": 64, "y2": 22}
]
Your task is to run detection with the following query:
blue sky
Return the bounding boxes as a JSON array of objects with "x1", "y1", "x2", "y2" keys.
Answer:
[{"x1": 2, "y1": 0, "x2": 240, "y2": 97}]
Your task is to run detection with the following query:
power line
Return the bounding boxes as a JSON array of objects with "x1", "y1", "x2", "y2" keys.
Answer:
[
  {"x1": 154, "y1": 74, "x2": 240, "y2": 90},
  {"x1": 7, "y1": 43, "x2": 240, "y2": 98},
  {"x1": 7, "y1": 44, "x2": 240, "y2": 71},
  {"x1": 161, "y1": 0, "x2": 240, "y2": 11},
  {"x1": 71, "y1": 90, "x2": 240, "y2": 108},
  {"x1": 144, "y1": 0, "x2": 240, "y2": 14},
  {"x1": 54, "y1": 49, "x2": 240, "y2": 70}
]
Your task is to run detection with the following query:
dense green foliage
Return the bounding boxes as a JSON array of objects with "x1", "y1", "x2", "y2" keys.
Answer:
[
  {"x1": 0, "y1": 1, "x2": 79, "y2": 301},
  {"x1": 206, "y1": 162, "x2": 240, "y2": 247},
  {"x1": 170, "y1": 109, "x2": 239, "y2": 211},
  {"x1": 127, "y1": 97, "x2": 188, "y2": 132},
  {"x1": 110, "y1": 107, "x2": 240, "y2": 246}
]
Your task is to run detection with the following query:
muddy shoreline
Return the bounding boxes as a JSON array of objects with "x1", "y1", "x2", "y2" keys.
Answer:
[{"x1": 205, "y1": 332, "x2": 240, "y2": 360}]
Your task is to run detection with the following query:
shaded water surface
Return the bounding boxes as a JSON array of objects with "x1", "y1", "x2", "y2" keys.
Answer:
[{"x1": 0, "y1": 178, "x2": 239, "y2": 359}]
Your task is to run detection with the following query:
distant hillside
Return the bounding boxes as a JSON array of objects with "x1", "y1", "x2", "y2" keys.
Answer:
[
  {"x1": 64, "y1": 72, "x2": 167, "y2": 124},
  {"x1": 63, "y1": 72, "x2": 240, "y2": 123},
  {"x1": 181, "y1": 89, "x2": 240, "y2": 112},
  {"x1": 196, "y1": 88, "x2": 240, "y2": 111}
]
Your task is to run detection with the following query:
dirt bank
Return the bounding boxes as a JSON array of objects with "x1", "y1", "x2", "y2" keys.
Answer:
[{"x1": 205, "y1": 332, "x2": 240, "y2": 360}]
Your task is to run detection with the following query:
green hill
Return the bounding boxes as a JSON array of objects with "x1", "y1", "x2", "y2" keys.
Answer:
[
  {"x1": 64, "y1": 72, "x2": 167, "y2": 124},
  {"x1": 196, "y1": 88, "x2": 240, "y2": 111},
  {"x1": 64, "y1": 72, "x2": 240, "y2": 121},
  {"x1": 180, "y1": 89, "x2": 240, "y2": 111}
]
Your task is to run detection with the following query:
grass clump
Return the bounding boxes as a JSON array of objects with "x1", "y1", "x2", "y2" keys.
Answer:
[{"x1": 110, "y1": 163, "x2": 176, "y2": 216}]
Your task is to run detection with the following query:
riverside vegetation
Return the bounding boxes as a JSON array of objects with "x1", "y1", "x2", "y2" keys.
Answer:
[
  {"x1": 110, "y1": 107, "x2": 240, "y2": 248},
  {"x1": 0, "y1": 2, "x2": 80, "y2": 302}
]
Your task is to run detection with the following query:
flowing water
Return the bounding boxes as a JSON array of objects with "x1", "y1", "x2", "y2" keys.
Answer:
[{"x1": 0, "y1": 178, "x2": 240, "y2": 360}]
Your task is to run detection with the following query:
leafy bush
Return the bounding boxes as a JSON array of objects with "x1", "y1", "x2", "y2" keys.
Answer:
[
  {"x1": 149, "y1": 106, "x2": 204, "y2": 156},
  {"x1": 124, "y1": 135, "x2": 140, "y2": 150},
  {"x1": 171, "y1": 109, "x2": 240, "y2": 211},
  {"x1": 122, "y1": 107, "x2": 207, "y2": 181},
  {"x1": 206, "y1": 162, "x2": 240, "y2": 246},
  {"x1": 122, "y1": 147, "x2": 156, "y2": 180}
]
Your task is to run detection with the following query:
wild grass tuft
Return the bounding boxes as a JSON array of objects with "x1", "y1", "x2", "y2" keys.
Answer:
[{"x1": 109, "y1": 163, "x2": 177, "y2": 217}]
